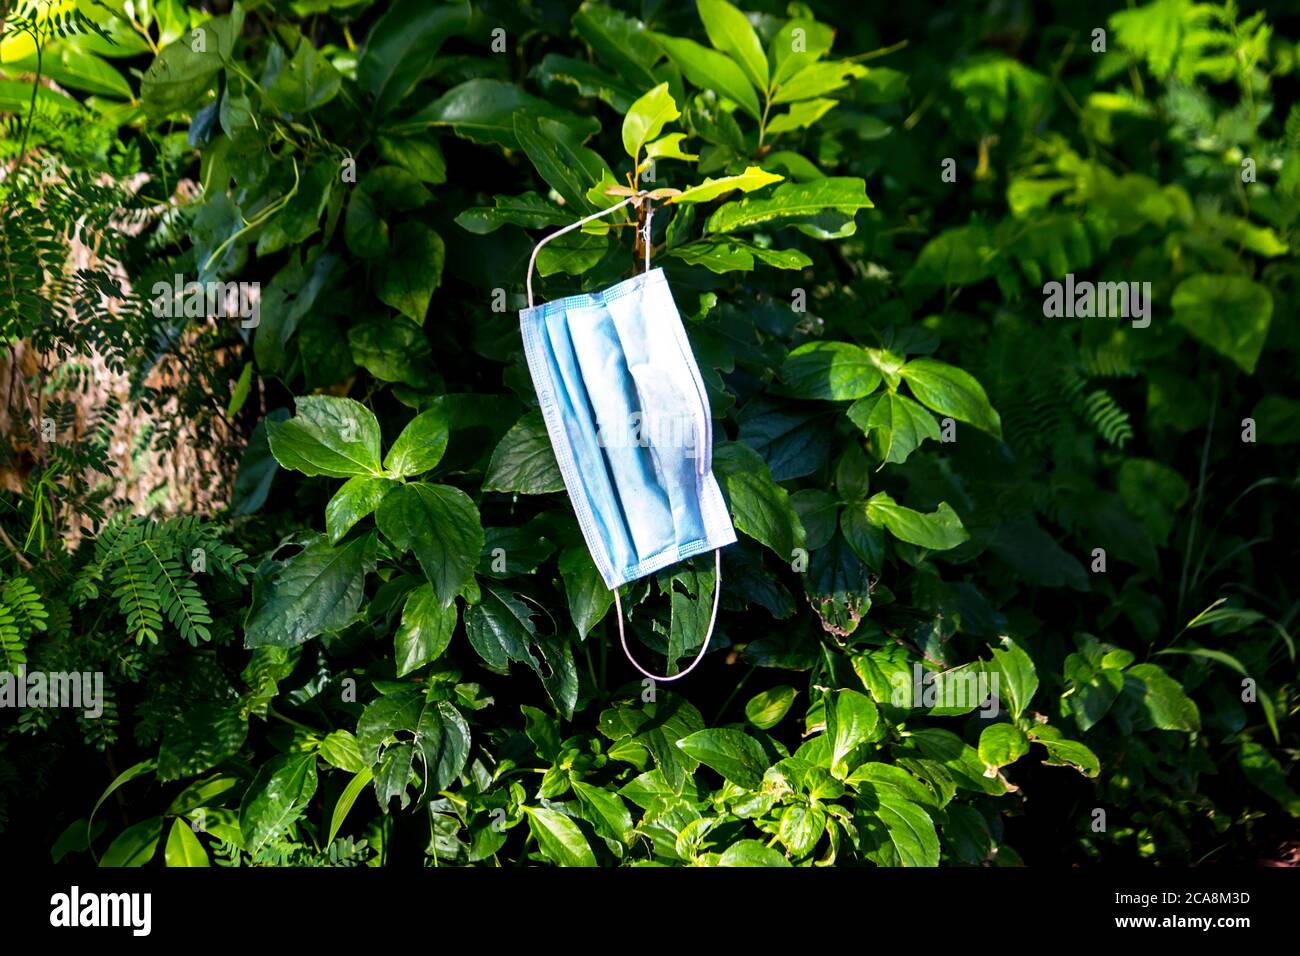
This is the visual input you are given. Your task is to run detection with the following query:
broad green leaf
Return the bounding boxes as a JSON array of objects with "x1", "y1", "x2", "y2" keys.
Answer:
[
  {"x1": 840, "y1": 502, "x2": 886, "y2": 571},
  {"x1": 745, "y1": 686, "x2": 797, "y2": 729},
  {"x1": 465, "y1": 586, "x2": 578, "y2": 716},
  {"x1": 713, "y1": 442, "x2": 805, "y2": 559},
  {"x1": 376, "y1": 133, "x2": 447, "y2": 184},
  {"x1": 325, "y1": 477, "x2": 392, "y2": 544},
  {"x1": 622, "y1": 82, "x2": 680, "y2": 159},
  {"x1": 780, "y1": 342, "x2": 882, "y2": 400},
  {"x1": 395, "y1": 584, "x2": 457, "y2": 676},
  {"x1": 140, "y1": 36, "x2": 223, "y2": 116},
  {"x1": 266, "y1": 39, "x2": 341, "y2": 113},
  {"x1": 10, "y1": 47, "x2": 131, "y2": 98},
  {"x1": 1171, "y1": 274, "x2": 1273, "y2": 374},
  {"x1": 348, "y1": 315, "x2": 435, "y2": 387},
  {"x1": 846, "y1": 763, "x2": 943, "y2": 811},
  {"x1": 101, "y1": 817, "x2": 164, "y2": 868},
  {"x1": 865, "y1": 493, "x2": 968, "y2": 551},
  {"x1": 773, "y1": 60, "x2": 867, "y2": 103},
  {"x1": 707, "y1": 177, "x2": 873, "y2": 239},
  {"x1": 404, "y1": 79, "x2": 599, "y2": 148},
  {"x1": 455, "y1": 192, "x2": 569, "y2": 234},
  {"x1": 327, "y1": 768, "x2": 374, "y2": 846},
  {"x1": 697, "y1": 0, "x2": 768, "y2": 92},
  {"x1": 378, "y1": 222, "x2": 444, "y2": 322},
  {"x1": 164, "y1": 818, "x2": 209, "y2": 867},
  {"x1": 384, "y1": 407, "x2": 451, "y2": 478},
  {"x1": 319, "y1": 730, "x2": 367, "y2": 773},
  {"x1": 525, "y1": 806, "x2": 597, "y2": 866},
  {"x1": 828, "y1": 689, "x2": 880, "y2": 776},
  {"x1": 770, "y1": 18, "x2": 835, "y2": 86},
  {"x1": 1239, "y1": 740, "x2": 1300, "y2": 816},
  {"x1": 899, "y1": 359, "x2": 1002, "y2": 437},
  {"x1": 848, "y1": 392, "x2": 940, "y2": 464},
  {"x1": 239, "y1": 753, "x2": 319, "y2": 855},
  {"x1": 645, "y1": 133, "x2": 698, "y2": 162},
  {"x1": 652, "y1": 33, "x2": 761, "y2": 119},
  {"x1": 356, "y1": 691, "x2": 470, "y2": 804},
  {"x1": 157, "y1": 698, "x2": 248, "y2": 781},
  {"x1": 573, "y1": 1, "x2": 661, "y2": 90},
  {"x1": 558, "y1": 546, "x2": 614, "y2": 639},
  {"x1": 358, "y1": 0, "x2": 470, "y2": 115},
  {"x1": 677, "y1": 728, "x2": 769, "y2": 788},
  {"x1": 572, "y1": 780, "x2": 635, "y2": 843},
  {"x1": 718, "y1": 839, "x2": 792, "y2": 866},
  {"x1": 978, "y1": 724, "x2": 1029, "y2": 769},
  {"x1": 483, "y1": 411, "x2": 564, "y2": 494},
  {"x1": 1028, "y1": 727, "x2": 1101, "y2": 777},
  {"x1": 598, "y1": 694, "x2": 704, "y2": 794},
  {"x1": 777, "y1": 804, "x2": 826, "y2": 858},
  {"x1": 267, "y1": 396, "x2": 384, "y2": 478},
  {"x1": 765, "y1": 97, "x2": 837, "y2": 134},
  {"x1": 514, "y1": 114, "x2": 613, "y2": 212},
  {"x1": 1126, "y1": 663, "x2": 1201, "y2": 732},
  {"x1": 376, "y1": 483, "x2": 484, "y2": 606},
  {"x1": 667, "y1": 165, "x2": 783, "y2": 204},
  {"x1": 857, "y1": 791, "x2": 940, "y2": 867},
  {"x1": 988, "y1": 636, "x2": 1038, "y2": 722},
  {"x1": 244, "y1": 534, "x2": 378, "y2": 648},
  {"x1": 667, "y1": 237, "x2": 810, "y2": 272}
]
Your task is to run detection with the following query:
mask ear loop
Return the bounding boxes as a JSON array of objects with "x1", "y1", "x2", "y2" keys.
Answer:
[
  {"x1": 526, "y1": 194, "x2": 642, "y2": 309},
  {"x1": 643, "y1": 202, "x2": 654, "y2": 273},
  {"x1": 612, "y1": 549, "x2": 721, "y2": 682}
]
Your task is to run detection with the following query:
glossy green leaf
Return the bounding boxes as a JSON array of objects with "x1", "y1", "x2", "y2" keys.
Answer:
[
  {"x1": 779, "y1": 342, "x2": 882, "y2": 401},
  {"x1": 325, "y1": 477, "x2": 392, "y2": 544},
  {"x1": 394, "y1": 584, "x2": 456, "y2": 676},
  {"x1": 164, "y1": 818, "x2": 210, "y2": 867},
  {"x1": 244, "y1": 534, "x2": 378, "y2": 648},
  {"x1": 745, "y1": 685, "x2": 797, "y2": 729},
  {"x1": 1172, "y1": 274, "x2": 1273, "y2": 374},
  {"x1": 865, "y1": 492, "x2": 968, "y2": 551},
  {"x1": 101, "y1": 817, "x2": 164, "y2": 868},
  {"x1": 375, "y1": 483, "x2": 484, "y2": 606},
  {"x1": 978, "y1": 723, "x2": 1029, "y2": 769},
  {"x1": 622, "y1": 82, "x2": 680, "y2": 159},
  {"x1": 677, "y1": 728, "x2": 769, "y2": 788},
  {"x1": 697, "y1": 0, "x2": 768, "y2": 92},
  {"x1": 239, "y1": 753, "x2": 319, "y2": 855},
  {"x1": 652, "y1": 33, "x2": 761, "y2": 119},
  {"x1": 708, "y1": 177, "x2": 873, "y2": 238},
  {"x1": 483, "y1": 411, "x2": 564, "y2": 494},
  {"x1": 358, "y1": 0, "x2": 470, "y2": 115},
  {"x1": 898, "y1": 358, "x2": 1002, "y2": 437},
  {"x1": 267, "y1": 396, "x2": 384, "y2": 478},
  {"x1": 525, "y1": 806, "x2": 597, "y2": 866},
  {"x1": 384, "y1": 407, "x2": 451, "y2": 478},
  {"x1": 848, "y1": 392, "x2": 940, "y2": 464}
]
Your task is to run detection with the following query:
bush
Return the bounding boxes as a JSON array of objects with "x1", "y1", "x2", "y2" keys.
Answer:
[{"x1": 0, "y1": 0, "x2": 1296, "y2": 867}]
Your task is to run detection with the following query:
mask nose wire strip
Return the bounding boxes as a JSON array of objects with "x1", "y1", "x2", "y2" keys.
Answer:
[
  {"x1": 526, "y1": 194, "x2": 642, "y2": 309},
  {"x1": 612, "y1": 549, "x2": 721, "y2": 682}
]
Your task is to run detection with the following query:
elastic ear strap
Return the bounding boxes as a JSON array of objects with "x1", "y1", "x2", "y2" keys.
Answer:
[
  {"x1": 526, "y1": 194, "x2": 641, "y2": 309},
  {"x1": 643, "y1": 204, "x2": 654, "y2": 273},
  {"x1": 613, "y1": 549, "x2": 721, "y2": 683}
]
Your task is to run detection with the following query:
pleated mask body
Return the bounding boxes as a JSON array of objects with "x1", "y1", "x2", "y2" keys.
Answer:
[{"x1": 519, "y1": 267, "x2": 736, "y2": 590}]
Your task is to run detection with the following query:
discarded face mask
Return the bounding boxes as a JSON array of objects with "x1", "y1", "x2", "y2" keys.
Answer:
[{"x1": 519, "y1": 196, "x2": 736, "y2": 681}]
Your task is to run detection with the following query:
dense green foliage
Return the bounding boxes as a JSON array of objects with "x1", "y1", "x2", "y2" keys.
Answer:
[{"x1": 1, "y1": 0, "x2": 1297, "y2": 867}]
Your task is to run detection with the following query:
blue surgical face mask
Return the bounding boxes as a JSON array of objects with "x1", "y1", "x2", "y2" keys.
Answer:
[{"x1": 521, "y1": 200, "x2": 736, "y2": 680}]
